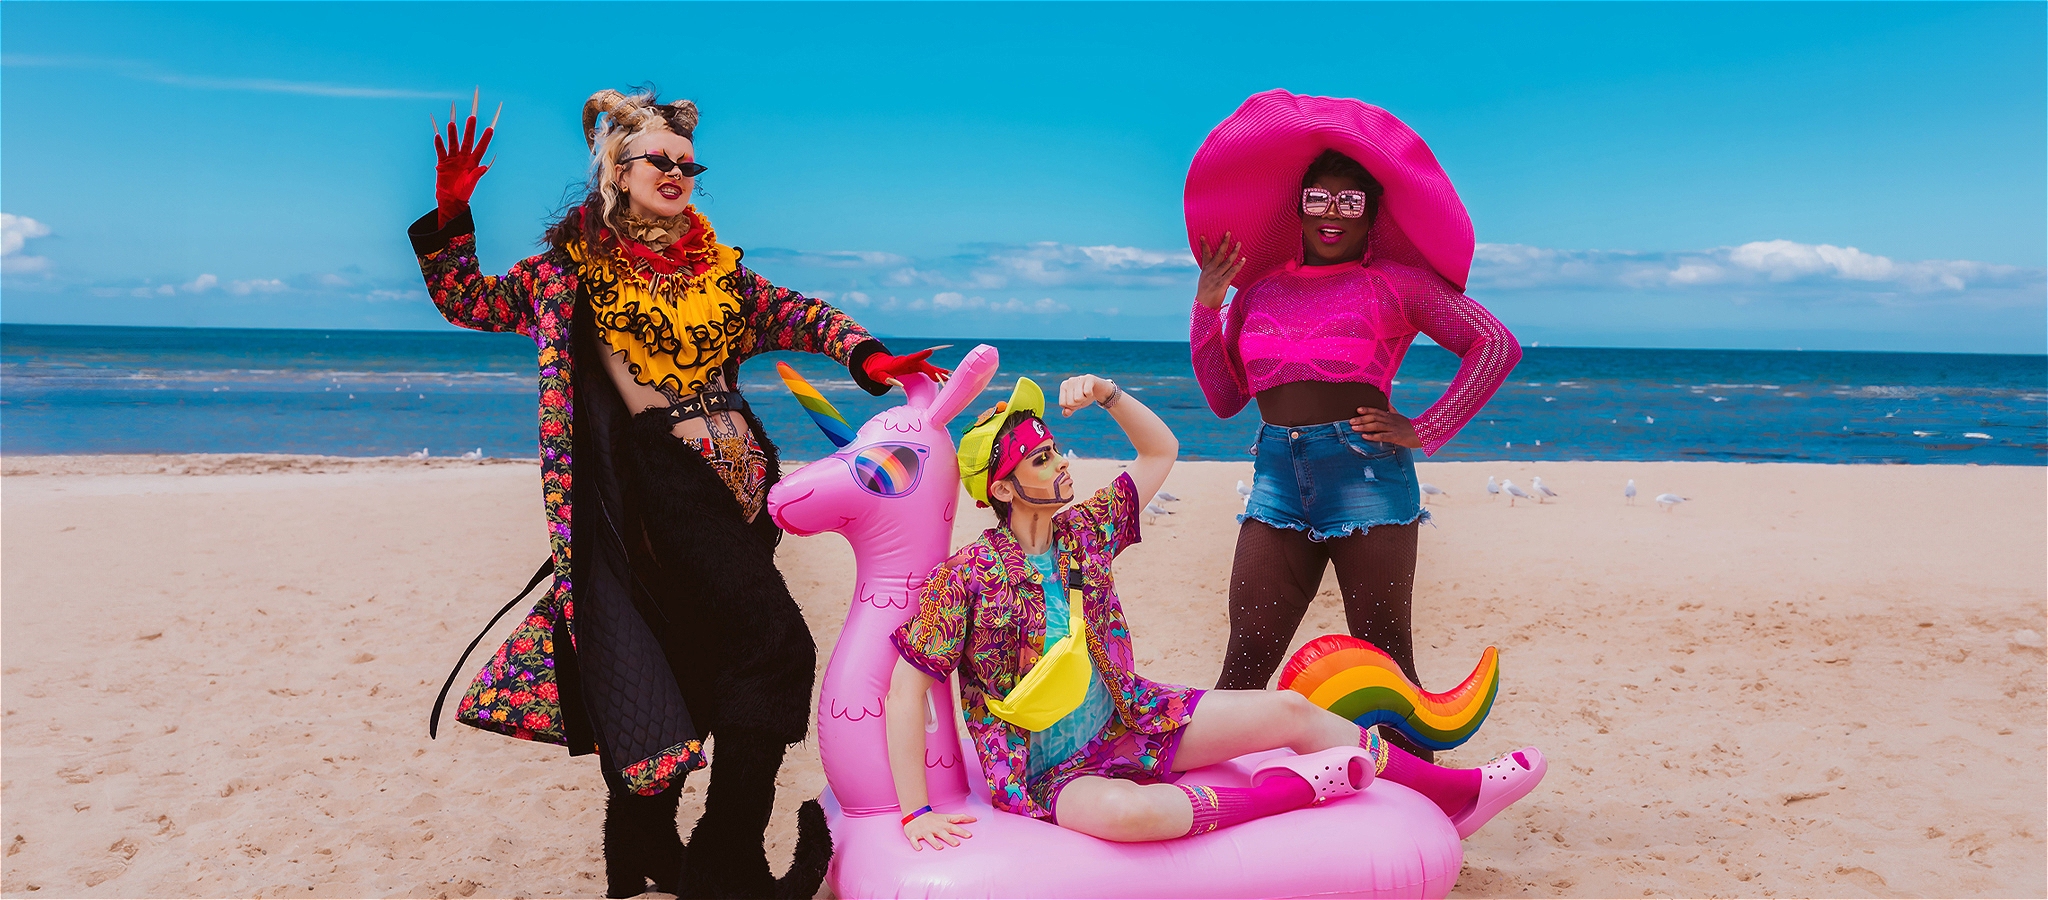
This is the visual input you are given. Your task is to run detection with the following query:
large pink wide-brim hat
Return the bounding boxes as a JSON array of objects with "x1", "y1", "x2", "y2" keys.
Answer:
[{"x1": 1185, "y1": 89, "x2": 1475, "y2": 291}]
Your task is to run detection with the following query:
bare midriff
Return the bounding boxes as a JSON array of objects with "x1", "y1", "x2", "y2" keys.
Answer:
[
  {"x1": 1255, "y1": 380, "x2": 1390, "y2": 427},
  {"x1": 600, "y1": 348, "x2": 751, "y2": 441}
]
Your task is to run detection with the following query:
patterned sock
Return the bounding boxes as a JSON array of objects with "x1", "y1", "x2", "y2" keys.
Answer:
[
  {"x1": 1177, "y1": 777, "x2": 1316, "y2": 837},
  {"x1": 1377, "y1": 743, "x2": 1481, "y2": 818},
  {"x1": 1358, "y1": 726, "x2": 1392, "y2": 774}
]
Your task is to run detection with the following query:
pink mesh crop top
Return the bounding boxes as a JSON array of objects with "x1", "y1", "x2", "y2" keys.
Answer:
[{"x1": 1190, "y1": 257, "x2": 1520, "y2": 455}]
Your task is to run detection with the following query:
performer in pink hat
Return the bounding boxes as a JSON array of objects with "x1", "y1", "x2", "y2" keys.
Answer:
[{"x1": 1185, "y1": 90, "x2": 1522, "y2": 761}]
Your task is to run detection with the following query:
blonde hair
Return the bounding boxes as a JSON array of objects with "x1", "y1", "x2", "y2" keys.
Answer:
[{"x1": 545, "y1": 88, "x2": 700, "y2": 254}]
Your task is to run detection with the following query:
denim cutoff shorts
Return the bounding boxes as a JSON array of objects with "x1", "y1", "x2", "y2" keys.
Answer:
[{"x1": 1240, "y1": 421, "x2": 1427, "y2": 540}]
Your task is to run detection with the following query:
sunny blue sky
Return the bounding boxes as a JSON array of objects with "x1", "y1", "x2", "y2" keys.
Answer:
[{"x1": 3, "y1": 2, "x2": 2043, "y2": 352}]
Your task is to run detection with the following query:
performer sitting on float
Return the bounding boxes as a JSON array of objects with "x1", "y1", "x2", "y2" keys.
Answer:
[{"x1": 883, "y1": 373, "x2": 1545, "y2": 848}]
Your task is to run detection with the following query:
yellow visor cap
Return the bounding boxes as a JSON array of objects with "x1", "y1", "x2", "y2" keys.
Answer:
[{"x1": 957, "y1": 376, "x2": 1045, "y2": 506}]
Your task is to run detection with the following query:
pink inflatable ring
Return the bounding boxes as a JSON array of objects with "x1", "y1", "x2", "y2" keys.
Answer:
[{"x1": 767, "y1": 345, "x2": 1465, "y2": 898}]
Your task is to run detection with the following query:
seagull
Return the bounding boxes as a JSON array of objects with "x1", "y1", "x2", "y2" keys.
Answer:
[
  {"x1": 1143, "y1": 501, "x2": 1175, "y2": 523},
  {"x1": 1064, "y1": 449, "x2": 1081, "y2": 462},
  {"x1": 1486, "y1": 476, "x2": 1500, "y2": 500},
  {"x1": 1236, "y1": 479, "x2": 1254, "y2": 511},
  {"x1": 1532, "y1": 476, "x2": 1559, "y2": 503},
  {"x1": 1644, "y1": 415, "x2": 1656, "y2": 425},
  {"x1": 1501, "y1": 479, "x2": 1534, "y2": 507},
  {"x1": 1419, "y1": 483, "x2": 1446, "y2": 504},
  {"x1": 1624, "y1": 479, "x2": 1637, "y2": 505},
  {"x1": 460, "y1": 448, "x2": 483, "y2": 461},
  {"x1": 1710, "y1": 396, "x2": 1727, "y2": 402},
  {"x1": 407, "y1": 448, "x2": 430, "y2": 460},
  {"x1": 1655, "y1": 493, "x2": 1689, "y2": 511},
  {"x1": 1542, "y1": 396, "x2": 1555, "y2": 402},
  {"x1": 1156, "y1": 491, "x2": 1181, "y2": 502}
]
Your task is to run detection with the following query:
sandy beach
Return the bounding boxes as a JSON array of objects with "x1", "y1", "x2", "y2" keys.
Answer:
[{"x1": 2, "y1": 454, "x2": 2042, "y2": 899}]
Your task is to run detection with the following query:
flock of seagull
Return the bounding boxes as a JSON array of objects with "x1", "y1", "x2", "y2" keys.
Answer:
[
  {"x1": 1471, "y1": 475, "x2": 1689, "y2": 510},
  {"x1": 405, "y1": 447, "x2": 486, "y2": 461}
]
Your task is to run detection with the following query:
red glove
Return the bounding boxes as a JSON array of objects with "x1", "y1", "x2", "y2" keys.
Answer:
[
  {"x1": 434, "y1": 94, "x2": 497, "y2": 227},
  {"x1": 862, "y1": 347, "x2": 952, "y2": 387}
]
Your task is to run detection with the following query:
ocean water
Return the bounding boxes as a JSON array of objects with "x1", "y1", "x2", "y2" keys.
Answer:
[{"x1": 2, "y1": 323, "x2": 2042, "y2": 465}]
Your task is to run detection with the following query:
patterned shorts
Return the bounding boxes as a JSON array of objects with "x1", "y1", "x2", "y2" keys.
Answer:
[{"x1": 1027, "y1": 688, "x2": 1207, "y2": 821}]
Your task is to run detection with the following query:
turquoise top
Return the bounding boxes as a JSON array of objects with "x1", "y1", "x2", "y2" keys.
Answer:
[{"x1": 1024, "y1": 548, "x2": 1116, "y2": 780}]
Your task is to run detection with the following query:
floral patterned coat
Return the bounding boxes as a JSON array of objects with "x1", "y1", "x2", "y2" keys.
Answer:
[
  {"x1": 892, "y1": 474, "x2": 1200, "y2": 819},
  {"x1": 409, "y1": 207, "x2": 883, "y2": 793}
]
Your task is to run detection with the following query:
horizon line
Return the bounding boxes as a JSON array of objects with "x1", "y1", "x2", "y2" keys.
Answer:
[{"x1": 1, "y1": 320, "x2": 2042, "y2": 359}]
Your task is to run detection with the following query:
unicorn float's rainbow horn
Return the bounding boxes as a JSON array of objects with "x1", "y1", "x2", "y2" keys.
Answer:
[
  {"x1": 777, "y1": 361, "x2": 858, "y2": 448},
  {"x1": 1279, "y1": 634, "x2": 1499, "y2": 751}
]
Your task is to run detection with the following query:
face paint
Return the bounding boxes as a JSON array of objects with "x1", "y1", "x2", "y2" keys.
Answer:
[{"x1": 1003, "y1": 438, "x2": 1072, "y2": 507}]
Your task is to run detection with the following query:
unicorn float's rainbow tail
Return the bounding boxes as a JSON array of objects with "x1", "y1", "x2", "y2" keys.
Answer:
[
  {"x1": 1279, "y1": 635, "x2": 1499, "y2": 751},
  {"x1": 776, "y1": 361, "x2": 858, "y2": 448}
]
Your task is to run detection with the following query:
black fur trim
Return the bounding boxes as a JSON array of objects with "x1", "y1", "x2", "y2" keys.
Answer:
[
  {"x1": 622, "y1": 411, "x2": 816, "y2": 742},
  {"x1": 679, "y1": 730, "x2": 831, "y2": 900},
  {"x1": 603, "y1": 779, "x2": 685, "y2": 898},
  {"x1": 776, "y1": 799, "x2": 834, "y2": 900}
]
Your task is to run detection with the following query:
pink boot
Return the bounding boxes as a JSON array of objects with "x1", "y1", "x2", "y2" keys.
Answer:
[
  {"x1": 1251, "y1": 746, "x2": 1374, "y2": 805},
  {"x1": 1451, "y1": 747, "x2": 1546, "y2": 838}
]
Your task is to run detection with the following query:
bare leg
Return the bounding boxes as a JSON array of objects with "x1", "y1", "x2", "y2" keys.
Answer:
[
  {"x1": 1052, "y1": 776, "x2": 1198, "y2": 842},
  {"x1": 1326, "y1": 522, "x2": 1432, "y2": 762},
  {"x1": 1171, "y1": 690, "x2": 1359, "y2": 772},
  {"x1": 1217, "y1": 522, "x2": 1330, "y2": 690}
]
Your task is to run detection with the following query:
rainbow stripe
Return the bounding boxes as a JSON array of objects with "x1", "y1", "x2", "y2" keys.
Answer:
[
  {"x1": 776, "y1": 361, "x2": 858, "y2": 448},
  {"x1": 1279, "y1": 634, "x2": 1499, "y2": 751},
  {"x1": 851, "y1": 444, "x2": 923, "y2": 497}
]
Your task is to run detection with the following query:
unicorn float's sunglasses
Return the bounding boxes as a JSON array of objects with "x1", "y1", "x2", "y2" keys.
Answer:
[
  {"x1": 1301, "y1": 188, "x2": 1371, "y2": 219},
  {"x1": 623, "y1": 153, "x2": 709, "y2": 177}
]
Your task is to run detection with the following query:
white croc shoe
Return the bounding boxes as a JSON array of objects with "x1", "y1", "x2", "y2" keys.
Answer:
[{"x1": 1250, "y1": 746, "x2": 1375, "y2": 804}]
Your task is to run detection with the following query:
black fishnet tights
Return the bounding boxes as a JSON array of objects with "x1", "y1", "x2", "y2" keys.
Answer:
[{"x1": 1216, "y1": 519, "x2": 1434, "y2": 761}]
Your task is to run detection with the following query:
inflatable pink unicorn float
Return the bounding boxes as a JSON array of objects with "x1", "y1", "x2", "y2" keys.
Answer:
[{"x1": 767, "y1": 344, "x2": 1465, "y2": 899}]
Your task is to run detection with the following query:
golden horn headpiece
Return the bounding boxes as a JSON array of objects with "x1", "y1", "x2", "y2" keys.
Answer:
[{"x1": 582, "y1": 89, "x2": 700, "y2": 149}]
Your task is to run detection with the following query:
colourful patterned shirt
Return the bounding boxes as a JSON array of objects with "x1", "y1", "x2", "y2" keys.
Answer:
[
  {"x1": 408, "y1": 206, "x2": 882, "y2": 795},
  {"x1": 892, "y1": 473, "x2": 1200, "y2": 820}
]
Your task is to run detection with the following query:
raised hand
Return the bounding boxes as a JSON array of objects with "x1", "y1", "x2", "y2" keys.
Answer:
[
  {"x1": 1194, "y1": 232, "x2": 1245, "y2": 310},
  {"x1": 862, "y1": 346, "x2": 953, "y2": 388},
  {"x1": 433, "y1": 88, "x2": 501, "y2": 227},
  {"x1": 1056, "y1": 373, "x2": 1116, "y2": 416}
]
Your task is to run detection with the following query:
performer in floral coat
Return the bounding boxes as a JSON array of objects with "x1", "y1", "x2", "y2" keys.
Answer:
[{"x1": 410, "y1": 88, "x2": 945, "y2": 898}]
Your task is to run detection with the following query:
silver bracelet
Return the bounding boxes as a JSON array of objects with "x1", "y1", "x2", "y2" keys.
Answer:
[{"x1": 1098, "y1": 383, "x2": 1123, "y2": 410}]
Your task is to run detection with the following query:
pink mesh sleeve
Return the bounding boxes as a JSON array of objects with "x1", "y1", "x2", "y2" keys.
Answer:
[
  {"x1": 1392, "y1": 269, "x2": 1521, "y2": 455},
  {"x1": 1190, "y1": 300, "x2": 1250, "y2": 418}
]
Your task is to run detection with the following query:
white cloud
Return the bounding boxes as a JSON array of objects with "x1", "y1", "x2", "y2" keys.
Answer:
[
  {"x1": 3, "y1": 55, "x2": 459, "y2": 100},
  {"x1": 1471, "y1": 239, "x2": 2040, "y2": 304},
  {"x1": 183, "y1": 273, "x2": 220, "y2": 293},
  {"x1": 748, "y1": 248, "x2": 910, "y2": 269},
  {"x1": 761, "y1": 241, "x2": 1195, "y2": 293},
  {"x1": 1, "y1": 213, "x2": 52, "y2": 273},
  {"x1": 229, "y1": 278, "x2": 286, "y2": 295}
]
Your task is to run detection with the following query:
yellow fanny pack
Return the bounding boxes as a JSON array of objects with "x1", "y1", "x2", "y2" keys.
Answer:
[{"x1": 985, "y1": 562, "x2": 1092, "y2": 732}]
